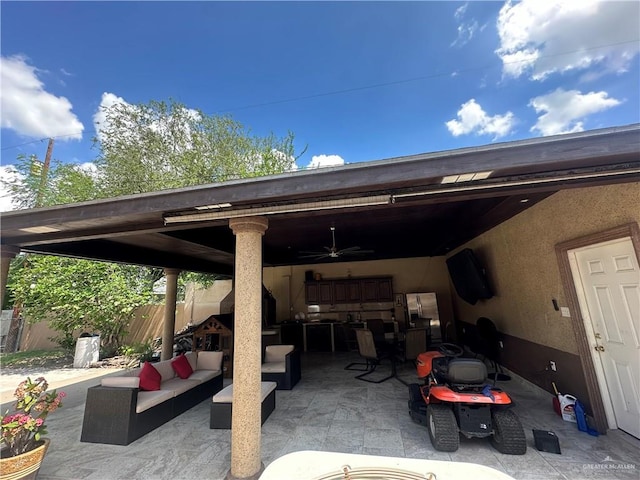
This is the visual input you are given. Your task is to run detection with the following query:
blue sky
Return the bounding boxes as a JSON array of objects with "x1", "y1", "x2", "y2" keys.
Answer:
[{"x1": 1, "y1": 1, "x2": 639, "y2": 204}]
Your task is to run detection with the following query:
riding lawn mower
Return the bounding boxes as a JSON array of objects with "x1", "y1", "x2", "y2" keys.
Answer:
[{"x1": 408, "y1": 343, "x2": 527, "y2": 455}]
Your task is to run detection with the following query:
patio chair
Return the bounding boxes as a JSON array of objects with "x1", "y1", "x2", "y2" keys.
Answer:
[
  {"x1": 401, "y1": 327, "x2": 428, "y2": 363},
  {"x1": 345, "y1": 329, "x2": 395, "y2": 383},
  {"x1": 476, "y1": 317, "x2": 510, "y2": 382},
  {"x1": 261, "y1": 344, "x2": 301, "y2": 390}
]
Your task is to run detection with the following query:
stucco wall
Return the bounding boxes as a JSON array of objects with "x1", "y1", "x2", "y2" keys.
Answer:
[
  {"x1": 20, "y1": 303, "x2": 187, "y2": 351},
  {"x1": 451, "y1": 182, "x2": 640, "y2": 354}
]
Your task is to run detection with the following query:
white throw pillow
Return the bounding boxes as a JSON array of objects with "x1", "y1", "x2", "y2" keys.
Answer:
[{"x1": 197, "y1": 351, "x2": 223, "y2": 371}]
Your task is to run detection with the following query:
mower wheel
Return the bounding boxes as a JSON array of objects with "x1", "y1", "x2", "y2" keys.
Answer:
[
  {"x1": 490, "y1": 409, "x2": 527, "y2": 455},
  {"x1": 427, "y1": 404, "x2": 459, "y2": 452}
]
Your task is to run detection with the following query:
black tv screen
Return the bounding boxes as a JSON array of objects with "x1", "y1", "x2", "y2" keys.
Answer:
[{"x1": 446, "y1": 248, "x2": 493, "y2": 305}]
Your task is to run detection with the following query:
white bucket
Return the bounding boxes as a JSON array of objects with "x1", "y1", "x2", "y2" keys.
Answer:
[{"x1": 559, "y1": 394, "x2": 577, "y2": 423}]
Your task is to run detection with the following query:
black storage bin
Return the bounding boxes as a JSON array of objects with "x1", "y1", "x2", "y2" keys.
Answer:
[{"x1": 533, "y1": 429, "x2": 561, "y2": 454}]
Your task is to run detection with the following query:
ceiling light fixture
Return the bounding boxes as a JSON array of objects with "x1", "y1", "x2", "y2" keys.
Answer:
[
  {"x1": 164, "y1": 195, "x2": 391, "y2": 224},
  {"x1": 441, "y1": 171, "x2": 493, "y2": 184},
  {"x1": 19, "y1": 226, "x2": 61, "y2": 234},
  {"x1": 194, "y1": 203, "x2": 232, "y2": 210}
]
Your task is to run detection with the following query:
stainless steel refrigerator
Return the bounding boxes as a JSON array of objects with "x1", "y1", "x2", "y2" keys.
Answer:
[{"x1": 405, "y1": 292, "x2": 442, "y2": 343}]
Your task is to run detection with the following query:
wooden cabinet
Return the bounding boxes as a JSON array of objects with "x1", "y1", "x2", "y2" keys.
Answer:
[
  {"x1": 360, "y1": 279, "x2": 380, "y2": 302},
  {"x1": 305, "y1": 281, "x2": 333, "y2": 304},
  {"x1": 305, "y1": 277, "x2": 392, "y2": 304},
  {"x1": 377, "y1": 277, "x2": 394, "y2": 302},
  {"x1": 333, "y1": 280, "x2": 361, "y2": 303}
]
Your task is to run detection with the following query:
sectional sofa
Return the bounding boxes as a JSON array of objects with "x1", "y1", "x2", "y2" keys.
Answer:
[{"x1": 80, "y1": 351, "x2": 224, "y2": 445}]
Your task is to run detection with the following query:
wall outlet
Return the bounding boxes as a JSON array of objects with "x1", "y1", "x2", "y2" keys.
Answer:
[
  {"x1": 549, "y1": 361, "x2": 557, "y2": 371},
  {"x1": 560, "y1": 307, "x2": 570, "y2": 317}
]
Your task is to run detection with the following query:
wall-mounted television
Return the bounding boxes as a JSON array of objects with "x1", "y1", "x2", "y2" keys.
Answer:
[{"x1": 445, "y1": 248, "x2": 494, "y2": 305}]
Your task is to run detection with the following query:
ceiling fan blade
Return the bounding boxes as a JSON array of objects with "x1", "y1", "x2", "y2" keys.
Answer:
[
  {"x1": 337, "y1": 246, "x2": 363, "y2": 253},
  {"x1": 298, "y1": 253, "x2": 330, "y2": 259},
  {"x1": 338, "y1": 249, "x2": 375, "y2": 256}
]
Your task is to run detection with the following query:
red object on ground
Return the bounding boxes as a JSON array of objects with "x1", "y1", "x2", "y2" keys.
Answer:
[{"x1": 551, "y1": 382, "x2": 561, "y2": 416}]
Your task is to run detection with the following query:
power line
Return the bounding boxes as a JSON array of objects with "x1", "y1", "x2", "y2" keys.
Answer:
[
  {"x1": 1, "y1": 132, "x2": 85, "y2": 152},
  {"x1": 1, "y1": 39, "x2": 637, "y2": 151},
  {"x1": 212, "y1": 39, "x2": 640, "y2": 114}
]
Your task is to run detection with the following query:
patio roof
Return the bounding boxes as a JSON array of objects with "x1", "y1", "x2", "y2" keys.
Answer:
[{"x1": 1, "y1": 124, "x2": 639, "y2": 274}]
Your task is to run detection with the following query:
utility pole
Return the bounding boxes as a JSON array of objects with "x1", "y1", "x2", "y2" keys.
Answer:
[{"x1": 36, "y1": 138, "x2": 54, "y2": 207}]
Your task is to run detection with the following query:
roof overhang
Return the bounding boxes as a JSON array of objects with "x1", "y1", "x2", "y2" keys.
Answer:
[{"x1": 2, "y1": 124, "x2": 639, "y2": 274}]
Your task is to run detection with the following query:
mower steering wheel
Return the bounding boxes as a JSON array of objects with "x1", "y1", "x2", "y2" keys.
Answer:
[{"x1": 438, "y1": 343, "x2": 464, "y2": 357}]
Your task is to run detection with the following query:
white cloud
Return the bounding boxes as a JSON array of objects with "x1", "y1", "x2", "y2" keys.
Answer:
[
  {"x1": 496, "y1": 0, "x2": 640, "y2": 80},
  {"x1": 529, "y1": 88, "x2": 621, "y2": 136},
  {"x1": 306, "y1": 154, "x2": 345, "y2": 169},
  {"x1": 451, "y1": 2, "x2": 482, "y2": 47},
  {"x1": 0, "y1": 165, "x2": 21, "y2": 212},
  {"x1": 446, "y1": 99, "x2": 515, "y2": 139},
  {"x1": 0, "y1": 55, "x2": 84, "y2": 139}
]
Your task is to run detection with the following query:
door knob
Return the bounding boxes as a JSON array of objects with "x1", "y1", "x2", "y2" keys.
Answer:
[{"x1": 594, "y1": 345, "x2": 605, "y2": 352}]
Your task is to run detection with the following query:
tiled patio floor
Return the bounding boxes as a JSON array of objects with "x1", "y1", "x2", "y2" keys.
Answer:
[{"x1": 32, "y1": 351, "x2": 640, "y2": 479}]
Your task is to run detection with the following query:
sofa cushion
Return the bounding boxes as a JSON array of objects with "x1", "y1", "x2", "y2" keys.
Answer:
[
  {"x1": 153, "y1": 359, "x2": 176, "y2": 382},
  {"x1": 101, "y1": 376, "x2": 140, "y2": 388},
  {"x1": 161, "y1": 377, "x2": 201, "y2": 397},
  {"x1": 212, "y1": 381, "x2": 277, "y2": 404},
  {"x1": 139, "y1": 362, "x2": 162, "y2": 391},
  {"x1": 189, "y1": 369, "x2": 221, "y2": 383},
  {"x1": 261, "y1": 362, "x2": 286, "y2": 374},
  {"x1": 172, "y1": 354, "x2": 194, "y2": 379},
  {"x1": 197, "y1": 351, "x2": 223, "y2": 371},
  {"x1": 136, "y1": 389, "x2": 174, "y2": 413},
  {"x1": 264, "y1": 345, "x2": 294, "y2": 363}
]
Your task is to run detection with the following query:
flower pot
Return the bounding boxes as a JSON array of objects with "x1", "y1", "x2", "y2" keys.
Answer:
[{"x1": 0, "y1": 438, "x2": 50, "y2": 480}]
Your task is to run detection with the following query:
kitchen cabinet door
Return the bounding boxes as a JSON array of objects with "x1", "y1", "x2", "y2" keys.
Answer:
[
  {"x1": 334, "y1": 280, "x2": 361, "y2": 303},
  {"x1": 305, "y1": 282, "x2": 319, "y2": 304},
  {"x1": 377, "y1": 277, "x2": 394, "y2": 302},
  {"x1": 360, "y1": 279, "x2": 379, "y2": 302}
]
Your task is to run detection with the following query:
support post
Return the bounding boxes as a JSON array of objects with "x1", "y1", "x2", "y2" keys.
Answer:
[
  {"x1": 161, "y1": 268, "x2": 181, "y2": 361},
  {"x1": 228, "y1": 216, "x2": 268, "y2": 480},
  {"x1": 1, "y1": 246, "x2": 20, "y2": 309},
  {"x1": 1, "y1": 246, "x2": 21, "y2": 352}
]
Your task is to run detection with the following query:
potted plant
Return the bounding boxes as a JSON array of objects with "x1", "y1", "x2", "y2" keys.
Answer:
[{"x1": 0, "y1": 377, "x2": 65, "y2": 480}]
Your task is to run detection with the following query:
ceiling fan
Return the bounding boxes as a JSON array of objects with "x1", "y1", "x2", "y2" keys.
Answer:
[{"x1": 298, "y1": 226, "x2": 374, "y2": 260}]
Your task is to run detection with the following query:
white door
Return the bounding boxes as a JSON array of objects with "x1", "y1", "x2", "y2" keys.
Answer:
[{"x1": 572, "y1": 237, "x2": 640, "y2": 438}]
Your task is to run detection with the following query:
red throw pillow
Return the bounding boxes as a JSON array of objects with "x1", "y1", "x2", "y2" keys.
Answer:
[
  {"x1": 139, "y1": 361, "x2": 162, "y2": 391},
  {"x1": 171, "y1": 354, "x2": 193, "y2": 379}
]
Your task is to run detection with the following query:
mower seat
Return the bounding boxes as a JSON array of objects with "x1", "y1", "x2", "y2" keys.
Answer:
[{"x1": 446, "y1": 358, "x2": 487, "y2": 384}]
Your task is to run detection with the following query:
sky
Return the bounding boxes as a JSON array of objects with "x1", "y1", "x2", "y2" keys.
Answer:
[{"x1": 1, "y1": 1, "x2": 639, "y2": 211}]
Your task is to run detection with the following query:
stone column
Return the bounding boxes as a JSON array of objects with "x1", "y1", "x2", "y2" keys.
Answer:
[
  {"x1": 228, "y1": 216, "x2": 268, "y2": 480},
  {"x1": 1, "y1": 246, "x2": 20, "y2": 309},
  {"x1": 161, "y1": 268, "x2": 181, "y2": 361}
]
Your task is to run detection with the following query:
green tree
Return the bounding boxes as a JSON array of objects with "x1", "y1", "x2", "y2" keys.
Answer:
[
  {"x1": 4, "y1": 98, "x2": 301, "y2": 353},
  {"x1": 9, "y1": 256, "x2": 152, "y2": 356},
  {"x1": 93, "y1": 99, "x2": 301, "y2": 197},
  {"x1": 2, "y1": 154, "x2": 97, "y2": 210}
]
